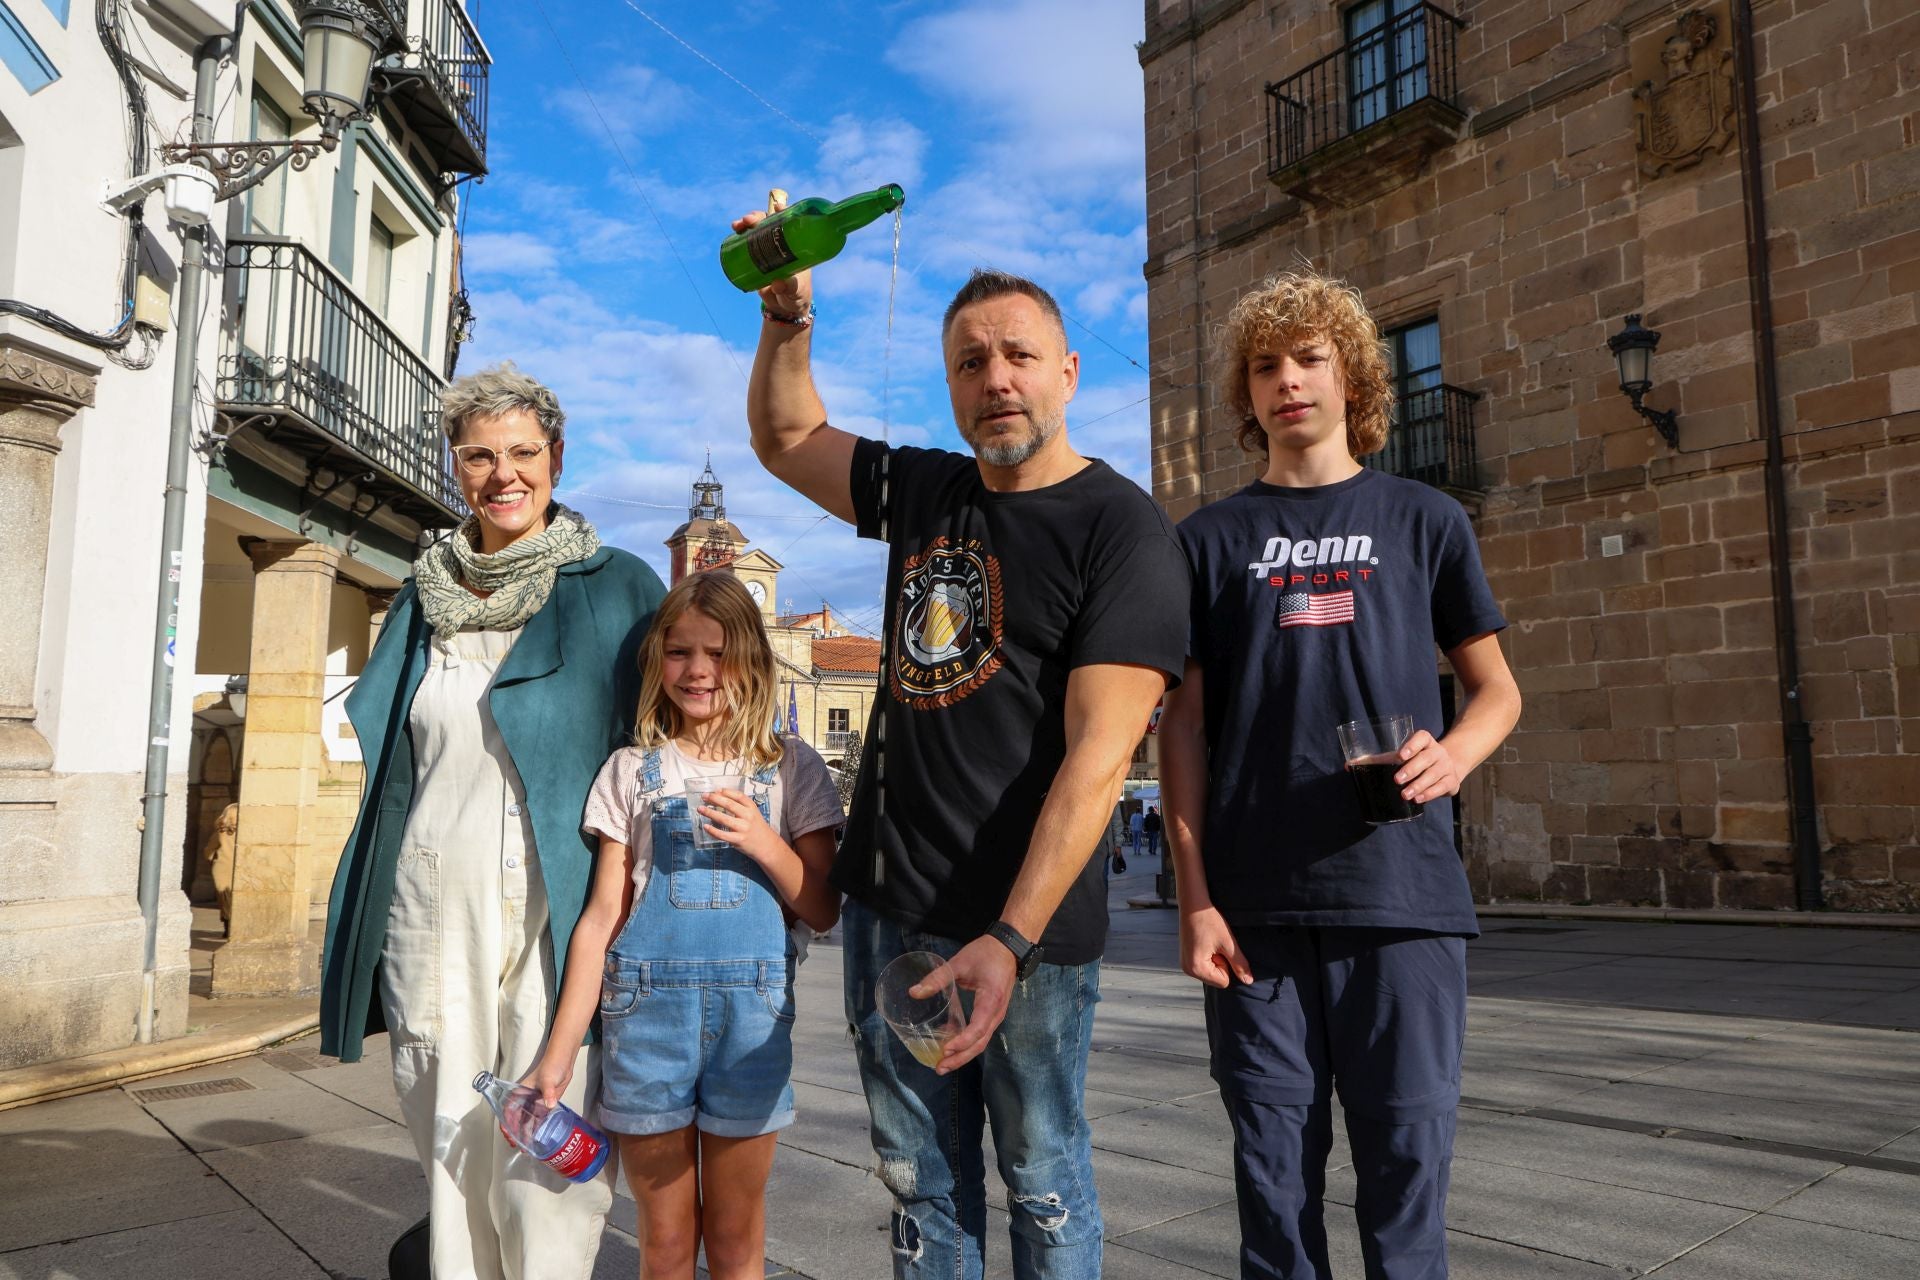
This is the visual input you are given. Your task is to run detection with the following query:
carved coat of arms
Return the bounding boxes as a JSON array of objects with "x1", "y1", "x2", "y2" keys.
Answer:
[{"x1": 1632, "y1": 9, "x2": 1736, "y2": 178}]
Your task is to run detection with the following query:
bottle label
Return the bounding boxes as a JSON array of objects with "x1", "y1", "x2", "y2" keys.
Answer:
[
  {"x1": 747, "y1": 222, "x2": 798, "y2": 275},
  {"x1": 545, "y1": 1125, "x2": 605, "y2": 1180}
]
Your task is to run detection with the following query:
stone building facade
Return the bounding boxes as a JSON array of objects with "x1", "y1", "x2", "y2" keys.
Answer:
[{"x1": 1140, "y1": 0, "x2": 1919, "y2": 911}]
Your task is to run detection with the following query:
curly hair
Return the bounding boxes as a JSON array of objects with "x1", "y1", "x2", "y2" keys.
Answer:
[
  {"x1": 1213, "y1": 270, "x2": 1394, "y2": 457},
  {"x1": 441, "y1": 361, "x2": 566, "y2": 445}
]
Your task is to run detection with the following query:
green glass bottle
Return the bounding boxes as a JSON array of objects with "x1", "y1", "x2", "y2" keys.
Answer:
[{"x1": 721, "y1": 183, "x2": 906, "y2": 291}]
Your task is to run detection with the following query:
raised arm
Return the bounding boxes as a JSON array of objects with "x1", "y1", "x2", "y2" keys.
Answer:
[
  {"x1": 733, "y1": 208, "x2": 860, "y2": 524},
  {"x1": 932, "y1": 661, "x2": 1167, "y2": 1071}
]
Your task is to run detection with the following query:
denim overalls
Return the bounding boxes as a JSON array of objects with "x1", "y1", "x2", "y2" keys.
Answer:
[{"x1": 595, "y1": 749, "x2": 798, "y2": 1137}]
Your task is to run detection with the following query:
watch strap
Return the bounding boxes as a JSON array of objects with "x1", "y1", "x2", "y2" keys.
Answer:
[{"x1": 986, "y1": 921, "x2": 1041, "y2": 975}]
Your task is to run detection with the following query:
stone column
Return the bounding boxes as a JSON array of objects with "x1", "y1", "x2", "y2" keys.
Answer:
[
  {"x1": 364, "y1": 587, "x2": 398, "y2": 651},
  {"x1": 211, "y1": 538, "x2": 342, "y2": 995},
  {"x1": 0, "y1": 340, "x2": 95, "y2": 771}
]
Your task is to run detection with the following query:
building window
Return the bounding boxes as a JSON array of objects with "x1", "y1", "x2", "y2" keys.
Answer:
[
  {"x1": 1385, "y1": 316, "x2": 1443, "y2": 478},
  {"x1": 1346, "y1": 0, "x2": 1428, "y2": 132},
  {"x1": 367, "y1": 218, "x2": 395, "y2": 318},
  {"x1": 245, "y1": 93, "x2": 291, "y2": 237},
  {"x1": 828, "y1": 708, "x2": 850, "y2": 734}
]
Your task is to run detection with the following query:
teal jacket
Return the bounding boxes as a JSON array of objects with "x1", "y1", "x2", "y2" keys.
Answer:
[{"x1": 320, "y1": 547, "x2": 665, "y2": 1063}]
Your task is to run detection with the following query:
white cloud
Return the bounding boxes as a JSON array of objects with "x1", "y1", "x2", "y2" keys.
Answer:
[
  {"x1": 887, "y1": 0, "x2": 1146, "y2": 194},
  {"x1": 551, "y1": 64, "x2": 694, "y2": 152},
  {"x1": 460, "y1": 231, "x2": 558, "y2": 276}
]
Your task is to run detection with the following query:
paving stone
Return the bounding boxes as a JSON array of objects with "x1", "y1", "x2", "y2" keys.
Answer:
[
  {"x1": 1562, "y1": 1080, "x2": 1920, "y2": 1154},
  {"x1": 1454, "y1": 1062, "x2": 1614, "y2": 1109},
  {"x1": 1106, "y1": 1200, "x2": 1238, "y2": 1277},
  {"x1": 784, "y1": 1078, "x2": 879, "y2": 1170},
  {"x1": 0, "y1": 1147, "x2": 244, "y2": 1252},
  {"x1": 1652, "y1": 1210, "x2": 1920, "y2": 1279},
  {"x1": 760, "y1": 1144, "x2": 895, "y2": 1280},
  {"x1": 0, "y1": 1209, "x2": 326, "y2": 1279},
  {"x1": 124, "y1": 1056, "x2": 393, "y2": 1153},
  {"x1": 1452, "y1": 1113, "x2": 1839, "y2": 1209},
  {"x1": 1820, "y1": 990, "x2": 1920, "y2": 1031},
  {"x1": 1091, "y1": 1096, "x2": 1236, "y2": 1172},
  {"x1": 1626, "y1": 1057, "x2": 1920, "y2": 1114},
  {"x1": 1335, "y1": 1156, "x2": 1751, "y2": 1272},
  {"x1": 1084, "y1": 1043, "x2": 1218, "y2": 1103},
  {"x1": 1767, "y1": 1167, "x2": 1920, "y2": 1242},
  {"x1": 200, "y1": 1122, "x2": 427, "y2": 1279},
  {"x1": 1461, "y1": 1038, "x2": 1683, "y2": 1083},
  {"x1": 289, "y1": 1036, "x2": 406, "y2": 1125}
]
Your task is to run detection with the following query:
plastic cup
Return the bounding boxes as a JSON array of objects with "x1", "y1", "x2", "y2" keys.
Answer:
[
  {"x1": 684, "y1": 774, "x2": 747, "y2": 849},
  {"x1": 1336, "y1": 714, "x2": 1425, "y2": 825},
  {"x1": 876, "y1": 950, "x2": 966, "y2": 1069}
]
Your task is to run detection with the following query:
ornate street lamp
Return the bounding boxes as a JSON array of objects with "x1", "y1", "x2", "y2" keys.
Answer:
[
  {"x1": 1607, "y1": 314, "x2": 1680, "y2": 448},
  {"x1": 160, "y1": 0, "x2": 402, "y2": 202}
]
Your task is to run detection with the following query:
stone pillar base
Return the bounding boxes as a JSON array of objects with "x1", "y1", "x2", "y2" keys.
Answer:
[{"x1": 209, "y1": 937, "x2": 319, "y2": 996}]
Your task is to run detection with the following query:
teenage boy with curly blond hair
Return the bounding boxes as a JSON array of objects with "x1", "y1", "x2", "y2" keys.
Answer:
[{"x1": 1160, "y1": 271, "x2": 1521, "y2": 1279}]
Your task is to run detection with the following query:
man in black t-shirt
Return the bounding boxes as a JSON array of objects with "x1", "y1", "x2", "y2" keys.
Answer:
[
  {"x1": 732, "y1": 204, "x2": 1186, "y2": 1279},
  {"x1": 1142, "y1": 806, "x2": 1162, "y2": 857}
]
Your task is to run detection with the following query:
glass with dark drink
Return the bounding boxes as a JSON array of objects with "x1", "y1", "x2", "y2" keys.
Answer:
[{"x1": 1337, "y1": 715, "x2": 1425, "y2": 825}]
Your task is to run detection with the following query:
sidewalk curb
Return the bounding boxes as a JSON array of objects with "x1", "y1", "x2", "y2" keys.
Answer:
[
  {"x1": 1476, "y1": 903, "x2": 1920, "y2": 929},
  {"x1": 0, "y1": 1011, "x2": 320, "y2": 1112}
]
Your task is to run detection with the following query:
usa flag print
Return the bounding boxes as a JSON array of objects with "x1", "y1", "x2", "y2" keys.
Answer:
[{"x1": 1275, "y1": 589, "x2": 1355, "y2": 629}]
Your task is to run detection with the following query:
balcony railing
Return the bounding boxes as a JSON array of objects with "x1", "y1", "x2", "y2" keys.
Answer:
[
  {"x1": 217, "y1": 236, "x2": 462, "y2": 521},
  {"x1": 1363, "y1": 384, "x2": 1480, "y2": 491},
  {"x1": 825, "y1": 730, "x2": 861, "y2": 754},
  {"x1": 380, "y1": 0, "x2": 489, "y2": 175},
  {"x1": 1266, "y1": 3, "x2": 1466, "y2": 175}
]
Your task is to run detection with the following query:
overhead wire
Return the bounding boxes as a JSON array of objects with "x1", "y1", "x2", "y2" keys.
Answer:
[{"x1": 526, "y1": 0, "x2": 750, "y2": 386}]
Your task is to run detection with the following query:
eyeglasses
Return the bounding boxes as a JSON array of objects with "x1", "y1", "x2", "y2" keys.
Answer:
[{"x1": 451, "y1": 440, "x2": 555, "y2": 476}]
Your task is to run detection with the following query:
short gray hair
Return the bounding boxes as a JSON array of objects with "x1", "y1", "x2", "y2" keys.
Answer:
[{"x1": 441, "y1": 362, "x2": 566, "y2": 444}]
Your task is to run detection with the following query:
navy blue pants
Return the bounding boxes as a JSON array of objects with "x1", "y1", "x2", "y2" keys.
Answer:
[{"x1": 1205, "y1": 927, "x2": 1467, "y2": 1280}]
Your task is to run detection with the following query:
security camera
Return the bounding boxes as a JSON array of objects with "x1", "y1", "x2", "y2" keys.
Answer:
[{"x1": 100, "y1": 165, "x2": 221, "y2": 225}]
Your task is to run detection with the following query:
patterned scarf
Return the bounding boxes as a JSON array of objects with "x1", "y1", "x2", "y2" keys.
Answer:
[{"x1": 412, "y1": 502, "x2": 601, "y2": 641}]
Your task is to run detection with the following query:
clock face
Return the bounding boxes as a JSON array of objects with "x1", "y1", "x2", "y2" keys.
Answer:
[{"x1": 747, "y1": 580, "x2": 767, "y2": 606}]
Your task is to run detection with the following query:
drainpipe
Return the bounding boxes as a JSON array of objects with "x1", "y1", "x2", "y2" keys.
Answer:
[
  {"x1": 136, "y1": 35, "x2": 228, "y2": 1043},
  {"x1": 1730, "y1": 0, "x2": 1822, "y2": 910}
]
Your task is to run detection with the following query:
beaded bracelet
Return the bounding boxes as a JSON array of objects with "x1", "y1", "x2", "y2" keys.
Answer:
[{"x1": 761, "y1": 302, "x2": 815, "y2": 330}]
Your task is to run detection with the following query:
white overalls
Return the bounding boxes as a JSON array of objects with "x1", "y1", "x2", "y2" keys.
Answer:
[{"x1": 380, "y1": 625, "x2": 615, "y2": 1280}]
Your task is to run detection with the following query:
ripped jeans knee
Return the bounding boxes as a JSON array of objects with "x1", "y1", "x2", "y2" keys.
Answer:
[
  {"x1": 1008, "y1": 1189, "x2": 1071, "y2": 1234},
  {"x1": 878, "y1": 1157, "x2": 925, "y2": 1263}
]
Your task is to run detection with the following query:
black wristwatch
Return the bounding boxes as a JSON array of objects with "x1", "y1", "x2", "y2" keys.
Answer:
[{"x1": 985, "y1": 921, "x2": 1045, "y2": 980}]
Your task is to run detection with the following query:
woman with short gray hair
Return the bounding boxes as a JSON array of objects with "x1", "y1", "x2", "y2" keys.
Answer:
[{"x1": 321, "y1": 362, "x2": 665, "y2": 1279}]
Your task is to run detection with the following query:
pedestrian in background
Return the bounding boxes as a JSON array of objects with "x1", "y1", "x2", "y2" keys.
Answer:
[
  {"x1": 1142, "y1": 805, "x2": 1163, "y2": 858},
  {"x1": 1129, "y1": 806, "x2": 1145, "y2": 852}
]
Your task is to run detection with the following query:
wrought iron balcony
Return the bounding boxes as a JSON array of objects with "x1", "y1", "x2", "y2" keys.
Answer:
[
  {"x1": 217, "y1": 236, "x2": 462, "y2": 525},
  {"x1": 1265, "y1": 3, "x2": 1466, "y2": 204},
  {"x1": 377, "y1": 0, "x2": 489, "y2": 175},
  {"x1": 825, "y1": 730, "x2": 861, "y2": 754},
  {"x1": 1363, "y1": 384, "x2": 1480, "y2": 492}
]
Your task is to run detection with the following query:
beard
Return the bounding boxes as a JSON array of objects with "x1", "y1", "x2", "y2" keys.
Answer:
[{"x1": 961, "y1": 400, "x2": 1063, "y2": 468}]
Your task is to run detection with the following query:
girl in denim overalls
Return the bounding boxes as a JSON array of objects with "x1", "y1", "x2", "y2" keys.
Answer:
[{"x1": 527, "y1": 571, "x2": 843, "y2": 1280}]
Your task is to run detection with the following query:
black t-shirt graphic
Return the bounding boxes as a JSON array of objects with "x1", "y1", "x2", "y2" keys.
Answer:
[
  {"x1": 835, "y1": 439, "x2": 1190, "y2": 964},
  {"x1": 1178, "y1": 468, "x2": 1507, "y2": 936}
]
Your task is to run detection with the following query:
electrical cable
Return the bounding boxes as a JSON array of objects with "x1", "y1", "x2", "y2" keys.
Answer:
[{"x1": 527, "y1": 0, "x2": 749, "y2": 386}]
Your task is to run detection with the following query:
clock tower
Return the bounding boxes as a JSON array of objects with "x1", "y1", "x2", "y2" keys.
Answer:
[
  {"x1": 664, "y1": 453, "x2": 749, "y2": 584},
  {"x1": 662, "y1": 456, "x2": 781, "y2": 624}
]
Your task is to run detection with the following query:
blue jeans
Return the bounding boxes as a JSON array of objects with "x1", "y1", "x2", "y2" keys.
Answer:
[{"x1": 842, "y1": 897, "x2": 1104, "y2": 1280}]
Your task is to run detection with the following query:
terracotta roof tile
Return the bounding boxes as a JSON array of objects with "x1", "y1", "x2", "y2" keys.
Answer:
[{"x1": 811, "y1": 635, "x2": 882, "y2": 673}]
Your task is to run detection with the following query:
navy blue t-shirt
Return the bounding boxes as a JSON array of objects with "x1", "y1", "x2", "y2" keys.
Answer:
[{"x1": 1177, "y1": 468, "x2": 1506, "y2": 935}]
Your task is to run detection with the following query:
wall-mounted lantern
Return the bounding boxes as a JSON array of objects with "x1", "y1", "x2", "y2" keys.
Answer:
[{"x1": 1607, "y1": 314, "x2": 1680, "y2": 448}]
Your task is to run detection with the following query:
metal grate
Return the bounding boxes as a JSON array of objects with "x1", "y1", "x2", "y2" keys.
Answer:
[{"x1": 129, "y1": 1077, "x2": 258, "y2": 1103}]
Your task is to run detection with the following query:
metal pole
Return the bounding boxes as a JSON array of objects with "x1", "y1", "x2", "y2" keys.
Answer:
[{"x1": 136, "y1": 36, "x2": 228, "y2": 1043}]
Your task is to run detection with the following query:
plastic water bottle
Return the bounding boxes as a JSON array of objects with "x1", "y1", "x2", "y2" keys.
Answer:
[{"x1": 472, "y1": 1071, "x2": 610, "y2": 1182}]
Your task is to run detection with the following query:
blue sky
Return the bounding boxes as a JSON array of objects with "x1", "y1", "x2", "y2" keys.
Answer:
[{"x1": 459, "y1": 0, "x2": 1153, "y2": 636}]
